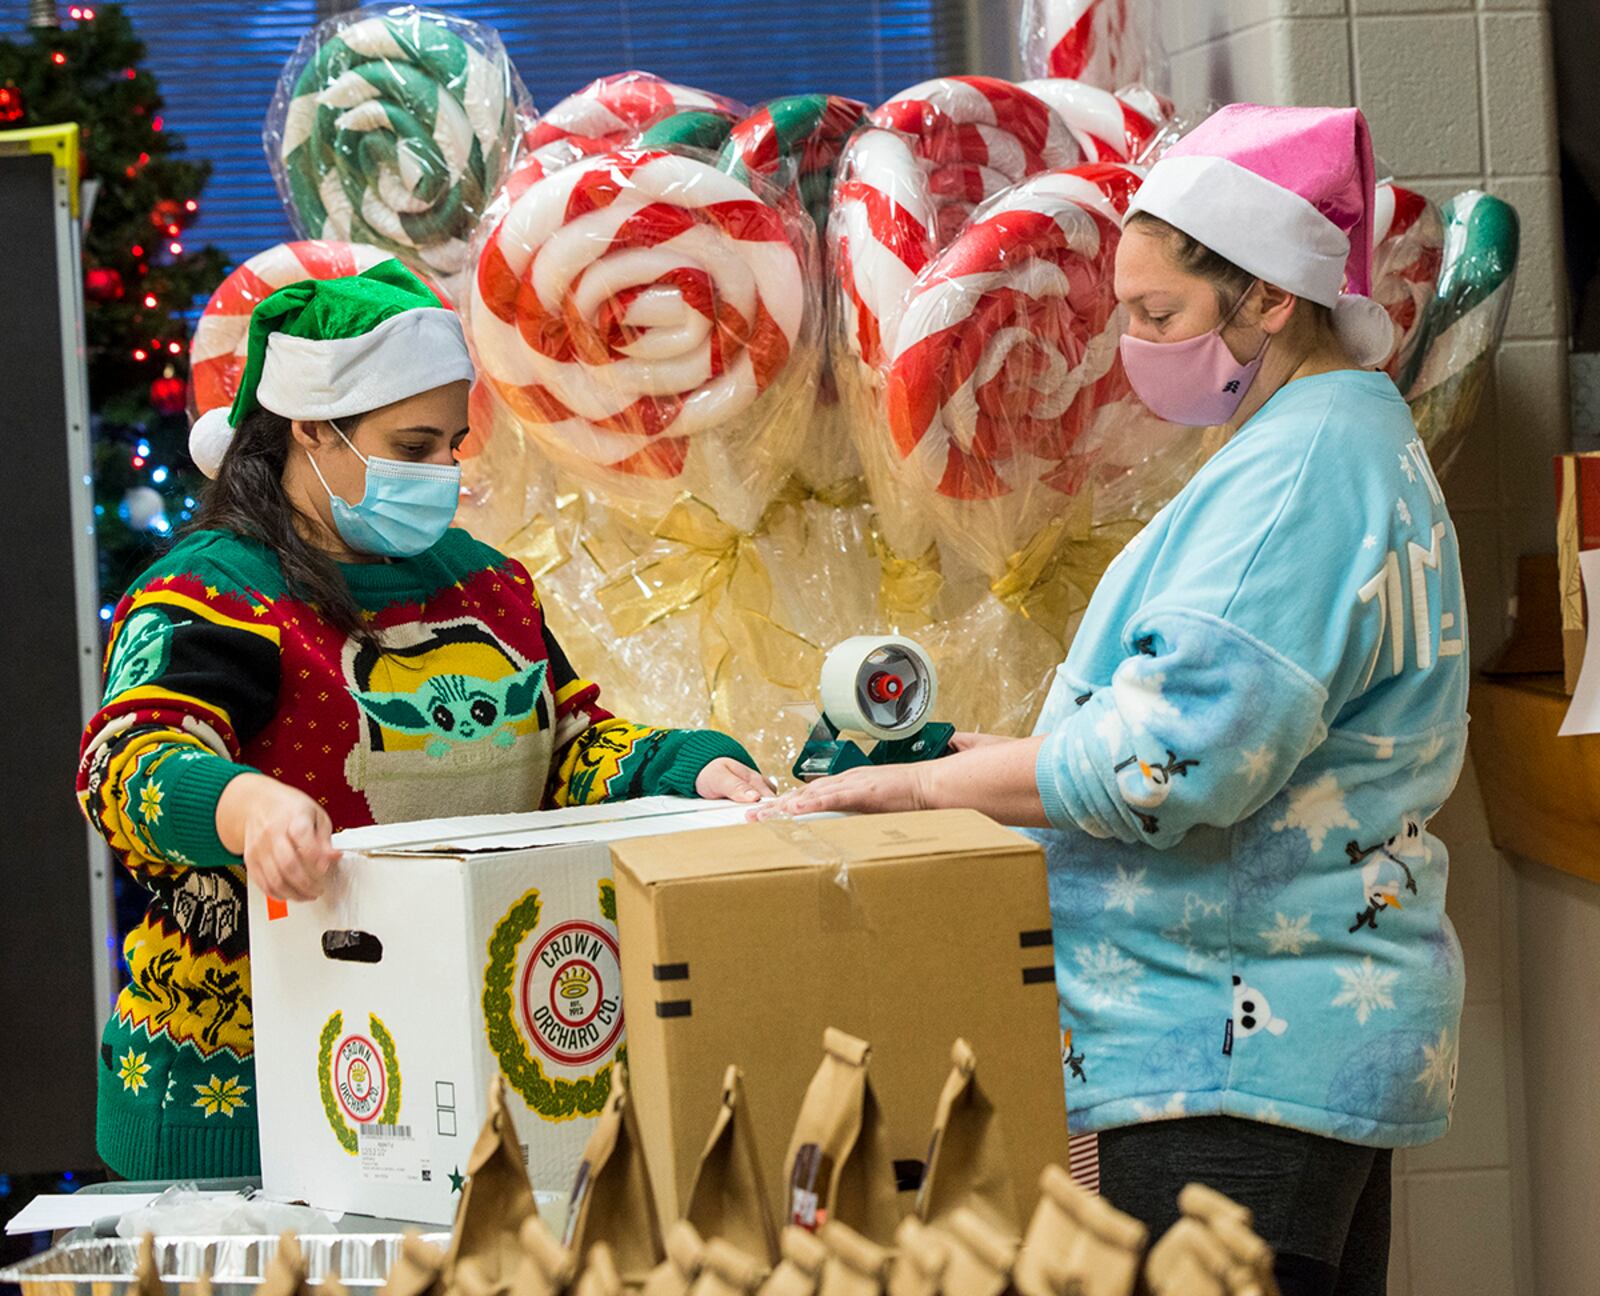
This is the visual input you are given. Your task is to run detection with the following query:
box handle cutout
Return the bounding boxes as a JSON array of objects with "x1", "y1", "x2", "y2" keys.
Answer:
[{"x1": 321, "y1": 929, "x2": 384, "y2": 963}]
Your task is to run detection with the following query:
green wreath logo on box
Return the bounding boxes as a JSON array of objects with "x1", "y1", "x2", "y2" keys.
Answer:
[
  {"x1": 483, "y1": 881, "x2": 623, "y2": 1122},
  {"x1": 317, "y1": 1010, "x2": 402, "y2": 1155}
]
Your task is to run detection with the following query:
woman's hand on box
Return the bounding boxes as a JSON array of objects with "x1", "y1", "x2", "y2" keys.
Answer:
[
  {"x1": 217, "y1": 772, "x2": 342, "y2": 902},
  {"x1": 748, "y1": 762, "x2": 935, "y2": 820},
  {"x1": 695, "y1": 757, "x2": 778, "y2": 804}
]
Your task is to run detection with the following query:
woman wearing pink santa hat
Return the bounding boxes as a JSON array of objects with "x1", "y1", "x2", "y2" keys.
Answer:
[{"x1": 762, "y1": 104, "x2": 1467, "y2": 1292}]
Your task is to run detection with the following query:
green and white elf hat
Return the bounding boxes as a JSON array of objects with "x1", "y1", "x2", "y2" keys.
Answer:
[{"x1": 188, "y1": 257, "x2": 474, "y2": 479}]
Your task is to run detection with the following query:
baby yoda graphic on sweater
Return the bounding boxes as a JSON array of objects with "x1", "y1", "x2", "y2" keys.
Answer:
[
  {"x1": 343, "y1": 618, "x2": 555, "y2": 823},
  {"x1": 1027, "y1": 372, "x2": 1468, "y2": 1149}
]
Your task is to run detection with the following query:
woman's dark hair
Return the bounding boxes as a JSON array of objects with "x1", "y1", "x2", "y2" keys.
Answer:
[
  {"x1": 1125, "y1": 210, "x2": 1333, "y2": 329},
  {"x1": 192, "y1": 406, "x2": 377, "y2": 648}
]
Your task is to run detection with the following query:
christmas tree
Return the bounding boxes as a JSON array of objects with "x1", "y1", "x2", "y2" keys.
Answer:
[{"x1": 0, "y1": 0, "x2": 226, "y2": 608}]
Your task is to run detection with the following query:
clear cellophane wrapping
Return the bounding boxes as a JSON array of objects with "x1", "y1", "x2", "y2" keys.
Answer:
[
  {"x1": 1018, "y1": 0, "x2": 1170, "y2": 96},
  {"x1": 264, "y1": 4, "x2": 530, "y2": 303}
]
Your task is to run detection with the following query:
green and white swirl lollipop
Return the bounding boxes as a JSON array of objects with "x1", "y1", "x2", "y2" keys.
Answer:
[{"x1": 271, "y1": 6, "x2": 524, "y2": 283}]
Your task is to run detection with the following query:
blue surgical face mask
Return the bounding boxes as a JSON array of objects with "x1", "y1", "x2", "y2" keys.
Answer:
[{"x1": 308, "y1": 420, "x2": 461, "y2": 559}]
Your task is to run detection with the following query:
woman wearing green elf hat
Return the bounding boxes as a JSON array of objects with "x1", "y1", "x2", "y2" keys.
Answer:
[{"x1": 76, "y1": 261, "x2": 771, "y2": 1180}]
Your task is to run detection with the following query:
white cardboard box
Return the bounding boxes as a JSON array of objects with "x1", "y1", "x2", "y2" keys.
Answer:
[{"x1": 247, "y1": 796, "x2": 753, "y2": 1225}]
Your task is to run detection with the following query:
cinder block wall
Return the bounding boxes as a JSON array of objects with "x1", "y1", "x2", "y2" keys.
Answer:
[{"x1": 966, "y1": 3, "x2": 1575, "y2": 1293}]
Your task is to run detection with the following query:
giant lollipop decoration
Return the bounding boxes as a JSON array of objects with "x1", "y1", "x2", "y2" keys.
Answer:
[
  {"x1": 881, "y1": 163, "x2": 1143, "y2": 574},
  {"x1": 268, "y1": 6, "x2": 525, "y2": 284},
  {"x1": 188, "y1": 240, "x2": 396, "y2": 419},
  {"x1": 1370, "y1": 181, "x2": 1444, "y2": 381},
  {"x1": 510, "y1": 72, "x2": 745, "y2": 196},
  {"x1": 465, "y1": 148, "x2": 820, "y2": 532}
]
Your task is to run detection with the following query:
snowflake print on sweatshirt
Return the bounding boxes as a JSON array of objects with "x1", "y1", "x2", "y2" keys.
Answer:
[{"x1": 1027, "y1": 373, "x2": 1467, "y2": 1147}]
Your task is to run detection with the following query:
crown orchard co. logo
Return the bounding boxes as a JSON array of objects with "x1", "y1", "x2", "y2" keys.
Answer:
[
  {"x1": 317, "y1": 1011, "x2": 402, "y2": 1154},
  {"x1": 483, "y1": 884, "x2": 624, "y2": 1123},
  {"x1": 521, "y1": 920, "x2": 624, "y2": 1067}
]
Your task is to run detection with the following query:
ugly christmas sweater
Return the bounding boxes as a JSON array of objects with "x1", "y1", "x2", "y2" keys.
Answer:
[
  {"x1": 1029, "y1": 369, "x2": 1468, "y2": 1148},
  {"x1": 77, "y1": 526, "x2": 752, "y2": 1180}
]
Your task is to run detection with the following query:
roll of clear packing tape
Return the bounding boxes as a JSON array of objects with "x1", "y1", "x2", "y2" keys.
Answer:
[{"x1": 818, "y1": 635, "x2": 939, "y2": 741}]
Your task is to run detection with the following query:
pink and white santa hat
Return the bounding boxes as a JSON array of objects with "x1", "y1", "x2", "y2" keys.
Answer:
[{"x1": 1126, "y1": 103, "x2": 1395, "y2": 367}]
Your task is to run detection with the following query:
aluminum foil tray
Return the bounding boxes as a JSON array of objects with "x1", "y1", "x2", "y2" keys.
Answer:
[{"x1": 0, "y1": 1231, "x2": 450, "y2": 1295}]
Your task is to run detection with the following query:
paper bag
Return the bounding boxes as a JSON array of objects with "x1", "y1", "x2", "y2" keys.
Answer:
[
  {"x1": 686, "y1": 1240, "x2": 770, "y2": 1296},
  {"x1": 509, "y1": 1217, "x2": 579, "y2": 1296},
  {"x1": 758, "y1": 1229, "x2": 830, "y2": 1296},
  {"x1": 386, "y1": 1236, "x2": 448, "y2": 1296},
  {"x1": 564, "y1": 1074, "x2": 666, "y2": 1284},
  {"x1": 782, "y1": 1029, "x2": 900, "y2": 1245},
  {"x1": 815, "y1": 1222, "x2": 892, "y2": 1296},
  {"x1": 1013, "y1": 1166, "x2": 1145, "y2": 1296},
  {"x1": 260, "y1": 1234, "x2": 310, "y2": 1296},
  {"x1": 687, "y1": 1067, "x2": 781, "y2": 1265},
  {"x1": 886, "y1": 1219, "x2": 946, "y2": 1296},
  {"x1": 643, "y1": 1223, "x2": 707, "y2": 1296},
  {"x1": 574, "y1": 1246, "x2": 625, "y2": 1296},
  {"x1": 445, "y1": 1078, "x2": 541, "y2": 1296},
  {"x1": 933, "y1": 1208, "x2": 1017, "y2": 1296},
  {"x1": 134, "y1": 1235, "x2": 167, "y2": 1296},
  {"x1": 1144, "y1": 1188, "x2": 1277, "y2": 1296},
  {"x1": 915, "y1": 1040, "x2": 1018, "y2": 1237}
]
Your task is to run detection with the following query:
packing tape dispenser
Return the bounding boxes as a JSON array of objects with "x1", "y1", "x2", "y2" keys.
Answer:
[{"x1": 792, "y1": 635, "x2": 955, "y2": 781}]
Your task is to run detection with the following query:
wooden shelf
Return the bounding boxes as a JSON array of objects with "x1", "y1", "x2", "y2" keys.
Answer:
[{"x1": 1471, "y1": 673, "x2": 1600, "y2": 884}]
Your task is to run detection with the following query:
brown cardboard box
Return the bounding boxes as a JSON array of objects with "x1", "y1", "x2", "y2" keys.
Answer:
[{"x1": 611, "y1": 811, "x2": 1068, "y2": 1224}]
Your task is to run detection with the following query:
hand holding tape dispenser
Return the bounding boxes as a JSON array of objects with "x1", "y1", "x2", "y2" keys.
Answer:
[{"x1": 793, "y1": 637, "x2": 954, "y2": 782}]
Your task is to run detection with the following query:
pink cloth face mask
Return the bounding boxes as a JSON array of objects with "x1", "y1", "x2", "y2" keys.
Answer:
[{"x1": 1119, "y1": 286, "x2": 1269, "y2": 425}]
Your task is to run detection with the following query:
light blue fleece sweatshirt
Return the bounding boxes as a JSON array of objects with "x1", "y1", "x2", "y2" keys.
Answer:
[{"x1": 1028, "y1": 368, "x2": 1468, "y2": 1147}]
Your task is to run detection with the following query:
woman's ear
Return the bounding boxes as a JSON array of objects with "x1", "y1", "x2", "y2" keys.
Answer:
[
  {"x1": 290, "y1": 418, "x2": 333, "y2": 453},
  {"x1": 1255, "y1": 282, "x2": 1300, "y2": 336}
]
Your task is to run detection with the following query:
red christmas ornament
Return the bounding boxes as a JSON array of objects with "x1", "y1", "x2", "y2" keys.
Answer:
[
  {"x1": 0, "y1": 84, "x2": 22, "y2": 126},
  {"x1": 149, "y1": 375, "x2": 186, "y2": 417},
  {"x1": 149, "y1": 198, "x2": 187, "y2": 231},
  {"x1": 85, "y1": 266, "x2": 125, "y2": 302}
]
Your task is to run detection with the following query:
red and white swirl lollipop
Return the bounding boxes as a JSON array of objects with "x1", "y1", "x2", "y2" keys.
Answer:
[
  {"x1": 1019, "y1": 78, "x2": 1171, "y2": 163},
  {"x1": 882, "y1": 163, "x2": 1140, "y2": 556},
  {"x1": 509, "y1": 72, "x2": 745, "y2": 197},
  {"x1": 188, "y1": 239, "x2": 394, "y2": 417},
  {"x1": 1370, "y1": 181, "x2": 1444, "y2": 380},
  {"x1": 466, "y1": 148, "x2": 817, "y2": 529},
  {"x1": 868, "y1": 75, "x2": 1080, "y2": 246}
]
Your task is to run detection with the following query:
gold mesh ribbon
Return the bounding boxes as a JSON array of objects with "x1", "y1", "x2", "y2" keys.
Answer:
[
  {"x1": 870, "y1": 527, "x2": 943, "y2": 626},
  {"x1": 990, "y1": 492, "x2": 1144, "y2": 646},
  {"x1": 500, "y1": 490, "x2": 586, "y2": 582},
  {"x1": 596, "y1": 495, "x2": 820, "y2": 722}
]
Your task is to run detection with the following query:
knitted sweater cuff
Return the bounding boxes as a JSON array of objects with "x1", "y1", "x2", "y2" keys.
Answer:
[
  {"x1": 162, "y1": 752, "x2": 253, "y2": 867},
  {"x1": 653, "y1": 730, "x2": 758, "y2": 799}
]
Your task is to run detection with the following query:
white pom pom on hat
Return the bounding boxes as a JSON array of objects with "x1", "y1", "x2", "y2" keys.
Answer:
[
  {"x1": 189, "y1": 404, "x2": 235, "y2": 480},
  {"x1": 1332, "y1": 292, "x2": 1398, "y2": 369}
]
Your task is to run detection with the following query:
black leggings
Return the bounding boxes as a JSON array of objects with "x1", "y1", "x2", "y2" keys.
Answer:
[{"x1": 1097, "y1": 1116, "x2": 1393, "y2": 1296}]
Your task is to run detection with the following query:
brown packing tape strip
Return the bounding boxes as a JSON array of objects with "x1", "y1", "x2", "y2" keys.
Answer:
[
  {"x1": 384, "y1": 1235, "x2": 447, "y2": 1296},
  {"x1": 686, "y1": 1066, "x2": 782, "y2": 1265},
  {"x1": 564, "y1": 1074, "x2": 666, "y2": 1284},
  {"x1": 444, "y1": 1077, "x2": 540, "y2": 1296}
]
